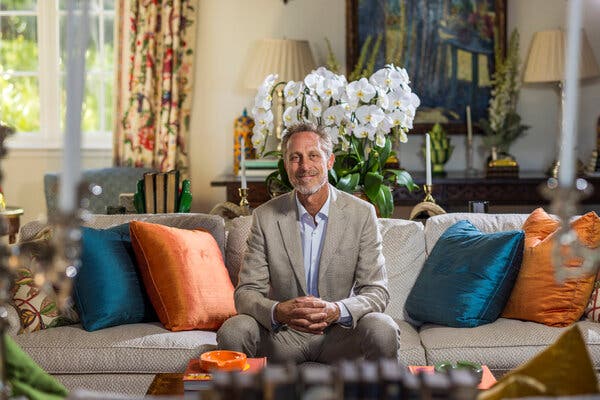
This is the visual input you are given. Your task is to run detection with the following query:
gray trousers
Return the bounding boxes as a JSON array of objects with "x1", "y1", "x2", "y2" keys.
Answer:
[{"x1": 216, "y1": 312, "x2": 400, "y2": 364}]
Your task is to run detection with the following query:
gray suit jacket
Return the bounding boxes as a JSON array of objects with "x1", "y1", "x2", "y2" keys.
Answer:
[{"x1": 234, "y1": 185, "x2": 389, "y2": 331}]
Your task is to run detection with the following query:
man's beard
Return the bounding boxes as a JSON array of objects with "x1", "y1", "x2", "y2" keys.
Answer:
[{"x1": 294, "y1": 173, "x2": 328, "y2": 196}]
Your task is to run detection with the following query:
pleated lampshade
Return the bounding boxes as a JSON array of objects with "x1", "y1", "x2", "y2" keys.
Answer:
[
  {"x1": 244, "y1": 39, "x2": 316, "y2": 89},
  {"x1": 524, "y1": 29, "x2": 600, "y2": 83}
]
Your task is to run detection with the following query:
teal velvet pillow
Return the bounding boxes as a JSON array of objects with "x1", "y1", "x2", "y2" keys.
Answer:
[
  {"x1": 74, "y1": 224, "x2": 156, "y2": 331},
  {"x1": 405, "y1": 220, "x2": 524, "y2": 328}
]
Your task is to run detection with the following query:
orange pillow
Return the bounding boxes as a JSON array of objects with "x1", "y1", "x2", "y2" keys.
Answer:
[
  {"x1": 130, "y1": 221, "x2": 236, "y2": 331},
  {"x1": 502, "y1": 208, "x2": 600, "y2": 327}
]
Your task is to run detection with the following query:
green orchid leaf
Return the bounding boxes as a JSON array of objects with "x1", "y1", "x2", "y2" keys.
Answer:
[
  {"x1": 263, "y1": 150, "x2": 282, "y2": 159},
  {"x1": 328, "y1": 168, "x2": 338, "y2": 184},
  {"x1": 277, "y1": 158, "x2": 291, "y2": 188},
  {"x1": 364, "y1": 171, "x2": 383, "y2": 201},
  {"x1": 365, "y1": 150, "x2": 380, "y2": 174},
  {"x1": 336, "y1": 173, "x2": 360, "y2": 193},
  {"x1": 265, "y1": 167, "x2": 292, "y2": 196},
  {"x1": 385, "y1": 169, "x2": 419, "y2": 191},
  {"x1": 334, "y1": 153, "x2": 361, "y2": 175},
  {"x1": 372, "y1": 184, "x2": 394, "y2": 218},
  {"x1": 378, "y1": 138, "x2": 392, "y2": 168}
]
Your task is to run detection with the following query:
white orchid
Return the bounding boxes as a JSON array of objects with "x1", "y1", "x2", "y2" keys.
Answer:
[
  {"x1": 304, "y1": 71, "x2": 323, "y2": 92},
  {"x1": 375, "y1": 132, "x2": 386, "y2": 147},
  {"x1": 305, "y1": 95, "x2": 323, "y2": 118},
  {"x1": 324, "y1": 126, "x2": 341, "y2": 144},
  {"x1": 377, "y1": 115, "x2": 394, "y2": 136},
  {"x1": 250, "y1": 66, "x2": 420, "y2": 184},
  {"x1": 322, "y1": 105, "x2": 347, "y2": 127},
  {"x1": 283, "y1": 105, "x2": 300, "y2": 127},
  {"x1": 346, "y1": 77, "x2": 376, "y2": 104},
  {"x1": 253, "y1": 108, "x2": 274, "y2": 129},
  {"x1": 283, "y1": 81, "x2": 303, "y2": 103},
  {"x1": 355, "y1": 105, "x2": 385, "y2": 128},
  {"x1": 409, "y1": 92, "x2": 421, "y2": 109},
  {"x1": 376, "y1": 87, "x2": 390, "y2": 110},
  {"x1": 253, "y1": 92, "x2": 272, "y2": 111},
  {"x1": 370, "y1": 68, "x2": 400, "y2": 91},
  {"x1": 352, "y1": 124, "x2": 376, "y2": 140},
  {"x1": 317, "y1": 76, "x2": 345, "y2": 101}
]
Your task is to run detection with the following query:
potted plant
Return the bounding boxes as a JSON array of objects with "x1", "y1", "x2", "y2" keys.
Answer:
[
  {"x1": 251, "y1": 65, "x2": 420, "y2": 217},
  {"x1": 479, "y1": 29, "x2": 529, "y2": 161}
]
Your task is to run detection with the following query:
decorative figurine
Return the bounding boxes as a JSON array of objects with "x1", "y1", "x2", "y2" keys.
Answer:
[{"x1": 422, "y1": 123, "x2": 453, "y2": 176}]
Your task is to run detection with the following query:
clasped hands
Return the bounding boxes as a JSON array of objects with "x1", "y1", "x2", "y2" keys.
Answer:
[{"x1": 274, "y1": 296, "x2": 340, "y2": 334}]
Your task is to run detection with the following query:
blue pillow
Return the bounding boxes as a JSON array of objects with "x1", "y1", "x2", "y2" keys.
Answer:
[
  {"x1": 405, "y1": 220, "x2": 524, "y2": 328},
  {"x1": 74, "y1": 224, "x2": 156, "y2": 331}
]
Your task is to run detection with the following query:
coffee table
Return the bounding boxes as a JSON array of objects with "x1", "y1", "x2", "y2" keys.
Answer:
[
  {"x1": 146, "y1": 373, "x2": 184, "y2": 396},
  {"x1": 146, "y1": 368, "x2": 505, "y2": 396}
]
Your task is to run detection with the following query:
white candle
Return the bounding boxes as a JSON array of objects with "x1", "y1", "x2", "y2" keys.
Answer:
[
  {"x1": 425, "y1": 133, "x2": 432, "y2": 186},
  {"x1": 466, "y1": 105, "x2": 473, "y2": 143},
  {"x1": 240, "y1": 137, "x2": 247, "y2": 189},
  {"x1": 559, "y1": 0, "x2": 582, "y2": 187},
  {"x1": 58, "y1": 0, "x2": 89, "y2": 213}
]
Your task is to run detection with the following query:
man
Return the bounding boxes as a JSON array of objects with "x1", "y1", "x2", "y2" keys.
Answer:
[{"x1": 217, "y1": 122, "x2": 400, "y2": 363}]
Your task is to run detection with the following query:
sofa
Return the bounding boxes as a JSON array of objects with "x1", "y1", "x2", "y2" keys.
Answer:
[{"x1": 6, "y1": 212, "x2": 600, "y2": 396}]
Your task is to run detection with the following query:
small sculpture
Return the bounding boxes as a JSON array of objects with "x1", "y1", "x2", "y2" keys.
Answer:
[{"x1": 422, "y1": 123, "x2": 453, "y2": 176}]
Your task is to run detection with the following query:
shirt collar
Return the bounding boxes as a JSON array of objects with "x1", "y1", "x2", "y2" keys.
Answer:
[{"x1": 295, "y1": 189, "x2": 331, "y2": 222}]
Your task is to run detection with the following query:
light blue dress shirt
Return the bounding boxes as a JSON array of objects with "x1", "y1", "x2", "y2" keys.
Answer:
[{"x1": 271, "y1": 191, "x2": 352, "y2": 329}]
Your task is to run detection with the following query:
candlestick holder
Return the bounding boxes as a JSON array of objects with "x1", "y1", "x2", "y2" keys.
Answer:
[
  {"x1": 209, "y1": 188, "x2": 252, "y2": 220},
  {"x1": 540, "y1": 177, "x2": 600, "y2": 282},
  {"x1": 239, "y1": 188, "x2": 250, "y2": 210},
  {"x1": 409, "y1": 184, "x2": 446, "y2": 220}
]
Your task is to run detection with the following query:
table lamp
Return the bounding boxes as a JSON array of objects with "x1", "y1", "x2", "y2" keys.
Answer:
[
  {"x1": 523, "y1": 28, "x2": 600, "y2": 177},
  {"x1": 244, "y1": 38, "x2": 316, "y2": 143}
]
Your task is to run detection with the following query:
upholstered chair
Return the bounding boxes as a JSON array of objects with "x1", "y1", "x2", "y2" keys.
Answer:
[{"x1": 44, "y1": 167, "x2": 156, "y2": 215}]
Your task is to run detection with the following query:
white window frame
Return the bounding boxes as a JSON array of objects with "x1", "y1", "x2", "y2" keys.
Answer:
[{"x1": 3, "y1": 1, "x2": 114, "y2": 150}]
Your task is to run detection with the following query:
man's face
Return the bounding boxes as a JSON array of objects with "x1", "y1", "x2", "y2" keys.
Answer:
[{"x1": 284, "y1": 131, "x2": 335, "y2": 196}]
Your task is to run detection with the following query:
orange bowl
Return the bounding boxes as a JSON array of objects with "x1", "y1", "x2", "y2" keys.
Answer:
[{"x1": 199, "y1": 350, "x2": 247, "y2": 372}]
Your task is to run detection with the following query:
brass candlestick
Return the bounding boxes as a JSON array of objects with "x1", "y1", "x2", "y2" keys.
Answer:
[
  {"x1": 209, "y1": 188, "x2": 252, "y2": 219},
  {"x1": 239, "y1": 188, "x2": 250, "y2": 209},
  {"x1": 409, "y1": 184, "x2": 446, "y2": 221}
]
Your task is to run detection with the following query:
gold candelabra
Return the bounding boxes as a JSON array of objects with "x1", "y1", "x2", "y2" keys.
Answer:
[
  {"x1": 409, "y1": 184, "x2": 446, "y2": 221},
  {"x1": 209, "y1": 187, "x2": 252, "y2": 219}
]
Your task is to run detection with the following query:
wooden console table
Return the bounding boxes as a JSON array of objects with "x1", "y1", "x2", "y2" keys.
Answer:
[{"x1": 211, "y1": 172, "x2": 600, "y2": 211}]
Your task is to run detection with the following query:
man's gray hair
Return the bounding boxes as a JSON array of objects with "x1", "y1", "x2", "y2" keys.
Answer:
[{"x1": 281, "y1": 122, "x2": 333, "y2": 159}]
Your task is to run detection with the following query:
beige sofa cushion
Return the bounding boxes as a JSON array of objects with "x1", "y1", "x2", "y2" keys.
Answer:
[
  {"x1": 225, "y1": 215, "x2": 253, "y2": 286},
  {"x1": 396, "y1": 319, "x2": 427, "y2": 365},
  {"x1": 19, "y1": 213, "x2": 226, "y2": 257},
  {"x1": 424, "y1": 213, "x2": 527, "y2": 255},
  {"x1": 419, "y1": 318, "x2": 600, "y2": 372},
  {"x1": 379, "y1": 218, "x2": 426, "y2": 321},
  {"x1": 12, "y1": 322, "x2": 217, "y2": 374}
]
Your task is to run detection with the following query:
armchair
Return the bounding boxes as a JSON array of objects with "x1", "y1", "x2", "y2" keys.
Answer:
[{"x1": 44, "y1": 167, "x2": 156, "y2": 215}]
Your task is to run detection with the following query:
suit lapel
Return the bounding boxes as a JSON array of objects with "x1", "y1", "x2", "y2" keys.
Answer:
[
  {"x1": 318, "y1": 187, "x2": 348, "y2": 297},
  {"x1": 277, "y1": 191, "x2": 307, "y2": 295}
]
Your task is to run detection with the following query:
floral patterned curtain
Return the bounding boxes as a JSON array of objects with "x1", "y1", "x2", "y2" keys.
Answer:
[{"x1": 113, "y1": 0, "x2": 196, "y2": 173}]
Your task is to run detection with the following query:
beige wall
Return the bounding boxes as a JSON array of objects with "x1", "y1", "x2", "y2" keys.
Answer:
[{"x1": 4, "y1": 0, "x2": 600, "y2": 225}]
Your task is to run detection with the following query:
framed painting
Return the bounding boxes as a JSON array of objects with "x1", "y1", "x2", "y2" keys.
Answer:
[{"x1": 346, "y1": 0, "x2": 507, "y2": 134}]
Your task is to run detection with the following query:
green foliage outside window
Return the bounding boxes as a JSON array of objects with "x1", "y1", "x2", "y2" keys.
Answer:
[{"x1": 0, "y1": 11, "x2": 114, "y2": 135}]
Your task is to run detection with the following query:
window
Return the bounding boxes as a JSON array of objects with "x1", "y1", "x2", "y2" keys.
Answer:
[{"x1": 0, "y1": 0, "x2": 115, "y2": 149}]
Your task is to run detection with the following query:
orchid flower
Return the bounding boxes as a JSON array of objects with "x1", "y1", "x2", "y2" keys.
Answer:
[
  {"x1": 355, "y1": 105, "x2": 385, "y2": 128},
  {"x1": 283, "y1": 81, "x2": 303, "y2": 104},
  {"x1": 346, "y1": 78, "x2": 376, "y2": 105}
]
